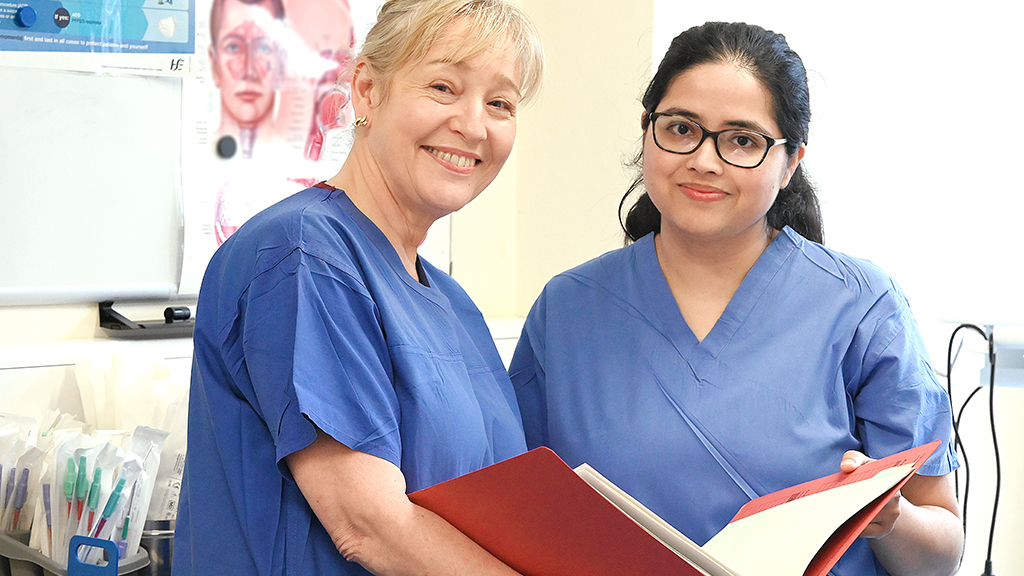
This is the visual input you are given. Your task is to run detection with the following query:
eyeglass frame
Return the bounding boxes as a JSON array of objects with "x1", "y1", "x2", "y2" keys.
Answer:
[{"x1": 646, "y1": 112, "x2": 789, "y2": 169}]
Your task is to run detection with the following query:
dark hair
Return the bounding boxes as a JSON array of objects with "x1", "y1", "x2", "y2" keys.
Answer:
[
  {"x1": 210, "y1": 0, "x2": 286, "y2": 47},
  {"x1": 620, "y1": 21, "x2": 823, "y2": 244}
]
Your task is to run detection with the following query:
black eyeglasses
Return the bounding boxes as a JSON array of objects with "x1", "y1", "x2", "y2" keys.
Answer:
[{"x1": 648, "y1": 112, "x2": 788, "y2": 169}]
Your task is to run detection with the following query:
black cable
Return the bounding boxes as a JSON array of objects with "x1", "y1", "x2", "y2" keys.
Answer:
[
  {"x1": 947, "y1": 325, "x2": 986, "y2": 497},
  {"x1": 983, "y1": 330, "x2": 1000, "y2": 576},
  {"x1": 946, "y1": 323, "x2": 999, "y2": 576},
  {"x1": 955, "y1": 385, "x2": 982, "y2": 534}
]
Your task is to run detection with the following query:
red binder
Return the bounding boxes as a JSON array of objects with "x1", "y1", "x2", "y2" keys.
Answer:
[
  {"x1": 410, "y1": 447, "x2": 704, "y2": 575},
  {"x1": 410, "y1": 441, "x2": 940, "y2": 576}
]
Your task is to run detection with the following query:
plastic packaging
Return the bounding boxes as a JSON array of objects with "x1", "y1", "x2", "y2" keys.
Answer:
[
  {"x1": 122, "y1": 428, "x2": 168, "y2": 558},
  {"x1": 1, "y1": 447, "x2": 44, "y2": 533},
  {"x1": 1, "y1": 530, "x2": 149, "y2": 576}
]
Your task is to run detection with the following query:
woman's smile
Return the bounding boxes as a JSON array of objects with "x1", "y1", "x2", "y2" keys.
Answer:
[
  {"x1": 678, "y1": 182, "x2": 727, "y2": 202},
  {"x1": 424, "y1": 146, "x2": 481, "y2": 171}
]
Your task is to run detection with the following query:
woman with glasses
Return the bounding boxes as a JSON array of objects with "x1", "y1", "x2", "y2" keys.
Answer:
[{"x1": 510, "y1": 21, "x2": 962, "y2": 576}]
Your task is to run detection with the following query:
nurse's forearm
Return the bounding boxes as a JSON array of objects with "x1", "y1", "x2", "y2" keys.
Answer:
[
  {"x1": 865, "y1": 472, "x2": 963, "y2": 576},
  {"x1": 339, "y1": 496, "x2": 521, "y2": 576},
  {"x1": 287, "y1": 429, "x2": 521, "y2": 576},
  {"x1": 868, "y1": 500, "x2": 963, "y2": 576}
]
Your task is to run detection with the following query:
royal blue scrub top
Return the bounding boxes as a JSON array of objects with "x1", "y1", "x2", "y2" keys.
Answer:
[
  {"x1": 510, "y1": 227, "x2": 958, "y2": 576},
  {"x1": 174, "y1": 184, "x2": 526, "y2": 576}
]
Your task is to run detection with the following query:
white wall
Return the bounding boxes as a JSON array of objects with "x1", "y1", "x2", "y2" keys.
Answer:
[
  {"x1": 447, "y1": 0, "x2": 654, "y2": 316},
  {"x1": 512, "y1": 0, "x2": 653, "y2": 314}
]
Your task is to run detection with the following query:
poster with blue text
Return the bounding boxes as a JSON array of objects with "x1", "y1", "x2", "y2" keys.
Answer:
[{"x1": 0, "y1": 0, "x2": 195, "y2": 75}]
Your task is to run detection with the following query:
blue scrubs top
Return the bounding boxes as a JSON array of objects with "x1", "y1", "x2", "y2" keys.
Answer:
[
  {"x1": 510, "y1": 227, "x2": 958, "y2": 576},
  {"x1": 174, "y1": 184, "x2": 526, "y2": 576}
]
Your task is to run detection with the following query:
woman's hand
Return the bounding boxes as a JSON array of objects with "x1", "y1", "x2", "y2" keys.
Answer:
[
  {"x1": 839, "y1": 449, "x2": 963, "y2": 576},
  {"x1": 840, "y1": 450, "x2": 901, "y2": 538}
]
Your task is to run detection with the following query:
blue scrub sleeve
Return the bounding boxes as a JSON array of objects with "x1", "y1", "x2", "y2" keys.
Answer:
[
  {"x1": 243, "y1": 249, "x2": 402, "y2": 473},
  {"x1": 846, "y1": 289, "x2": 958, "y2": 476}
]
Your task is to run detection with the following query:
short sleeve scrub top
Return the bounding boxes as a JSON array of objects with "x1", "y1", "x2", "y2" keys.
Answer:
[
  {"x1": 174, "y1": 184, "x2": 526, "y2": 576},
  {"x1": 510, "y1": 227, "x2": 958, "y2": 576}
]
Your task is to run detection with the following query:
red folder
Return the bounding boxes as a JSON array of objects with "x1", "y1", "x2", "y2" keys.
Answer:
[
  {"x1": 410, "y1": 447, "x2": 704, "y2": 576},
  {"x1": 409, "y1": 440, "x2": 940, "y2": 576}
]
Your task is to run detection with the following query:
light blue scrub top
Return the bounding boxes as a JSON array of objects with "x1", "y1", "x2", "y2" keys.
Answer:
[
  {"x1": 175, "y1": 184, "x2": 526, "y2": 576},
  {"x1": 510, "y1": 227, "x2": 958, "y2": 576}
]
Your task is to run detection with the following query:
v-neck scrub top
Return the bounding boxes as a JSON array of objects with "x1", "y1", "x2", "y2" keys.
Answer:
[
  {"x1": 510, "y1": 227, "x2": 957, "y2": 576},
  {"x1": 174, "y1": 184, "x2": 526, "y2": 576}
]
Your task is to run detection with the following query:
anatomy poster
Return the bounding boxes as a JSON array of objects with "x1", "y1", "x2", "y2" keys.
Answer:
[
  {"x1": 179, "y1": 0, "x2": 385, "y2": 294},
  {"x1": 0, "y1": 0, "x2": 195, "y2": 75}
]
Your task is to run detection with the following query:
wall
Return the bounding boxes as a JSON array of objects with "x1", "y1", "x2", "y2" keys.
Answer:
[
  {"x1": 0, "y1": 304, "x2": 101, "y2": 345},
  {"x1": 512, "y1": 0, "x2": 652, "y2": 315},
  {"x1": 449, "y1": 0, "x2": 653, "y2": 318},
  {"x1": 449, "y1": 152, "x2": 519, "y2": 317}
]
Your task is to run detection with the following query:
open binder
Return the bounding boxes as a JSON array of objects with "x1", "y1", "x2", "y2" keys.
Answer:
[{"x1": 409, "y1": 441, "x2": 939, "y2": 576}]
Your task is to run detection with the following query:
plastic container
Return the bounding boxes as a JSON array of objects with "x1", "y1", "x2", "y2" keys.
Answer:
[
  {"x1": 137, "y1": 521, "x2": 173, "y2": 576},
  {"x1": 0, "y1": 532, "x2": 148, "y2": 576}
]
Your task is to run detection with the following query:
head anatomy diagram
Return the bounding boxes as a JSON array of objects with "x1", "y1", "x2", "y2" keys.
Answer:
[
  {"x1": 208, "y1": 0, "x2": 286, "y2": 131},
  {"x1": 621, "y1": 21, "x2": 823, "y2": 244}
]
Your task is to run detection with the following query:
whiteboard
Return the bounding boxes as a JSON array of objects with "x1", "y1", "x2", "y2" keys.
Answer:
[{"x1": 0, "y1": 66, "x2": 183, "y2": 305}]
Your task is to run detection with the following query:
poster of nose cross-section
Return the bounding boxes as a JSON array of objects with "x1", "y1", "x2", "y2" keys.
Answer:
[
  {"x1": 177, "y1": 0, "x2": 382, "y2": 295},
  {"x1": 176, "y1": 0, "x2": 450, "y2": 297}
]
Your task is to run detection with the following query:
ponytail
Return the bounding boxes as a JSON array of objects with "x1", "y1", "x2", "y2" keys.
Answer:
[
  {"x1": 619, "y1": 176, "x2": 659, "y2": 243},
  {"x1": 766, "y1": 164, "x2": 823, "y2": 243}
]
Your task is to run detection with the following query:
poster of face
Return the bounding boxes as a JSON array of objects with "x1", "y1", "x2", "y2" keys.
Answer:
[{"x1": 178, "y1": 0, "x2": 384, "y2": 294}]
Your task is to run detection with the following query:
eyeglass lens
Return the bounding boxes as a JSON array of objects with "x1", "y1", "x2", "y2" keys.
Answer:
[{"x1": 652, "y1": 115, "x2": 769, "y2": 168}]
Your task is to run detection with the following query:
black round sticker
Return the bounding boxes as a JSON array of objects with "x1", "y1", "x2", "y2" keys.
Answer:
[
  {"x1": 53, "y1": 7, "x2": 71, "y2": 28},
  {"x1": 216, "y1": 135, "x2": 238, "y2": 159}
]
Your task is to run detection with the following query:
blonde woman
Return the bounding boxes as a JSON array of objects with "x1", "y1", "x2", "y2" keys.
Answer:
[{"x1": 175, "y1": 1, "x2": 543, "y2": 574}]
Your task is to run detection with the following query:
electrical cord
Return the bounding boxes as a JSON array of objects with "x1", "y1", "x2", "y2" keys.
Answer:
[
  {"x1": 945, "y1": 323, "x2": 1000, "y2": 576},
  {"x1": 983, "y1": 329, "x2": 1000, "y2": 576},
  {"x1": 955, "y1": 384, "x2": 982, "y2": 533},
  {"x1": 947, "y1": 326, "x2": 984, "y2": 511}
]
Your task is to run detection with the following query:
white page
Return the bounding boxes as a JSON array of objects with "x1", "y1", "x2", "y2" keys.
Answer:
[{"x1": 702, "y1": 464, "x2": 913, "y2": 576}]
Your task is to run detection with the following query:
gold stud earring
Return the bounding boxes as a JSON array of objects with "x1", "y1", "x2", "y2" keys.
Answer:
[{"x1": 354, "y1": 116, "x2": 368, "y2": 127}]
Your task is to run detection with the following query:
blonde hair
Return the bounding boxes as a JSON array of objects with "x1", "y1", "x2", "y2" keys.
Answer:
[{"x1": 358, "y1": 0, "x2": 544, "y2": 105}]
